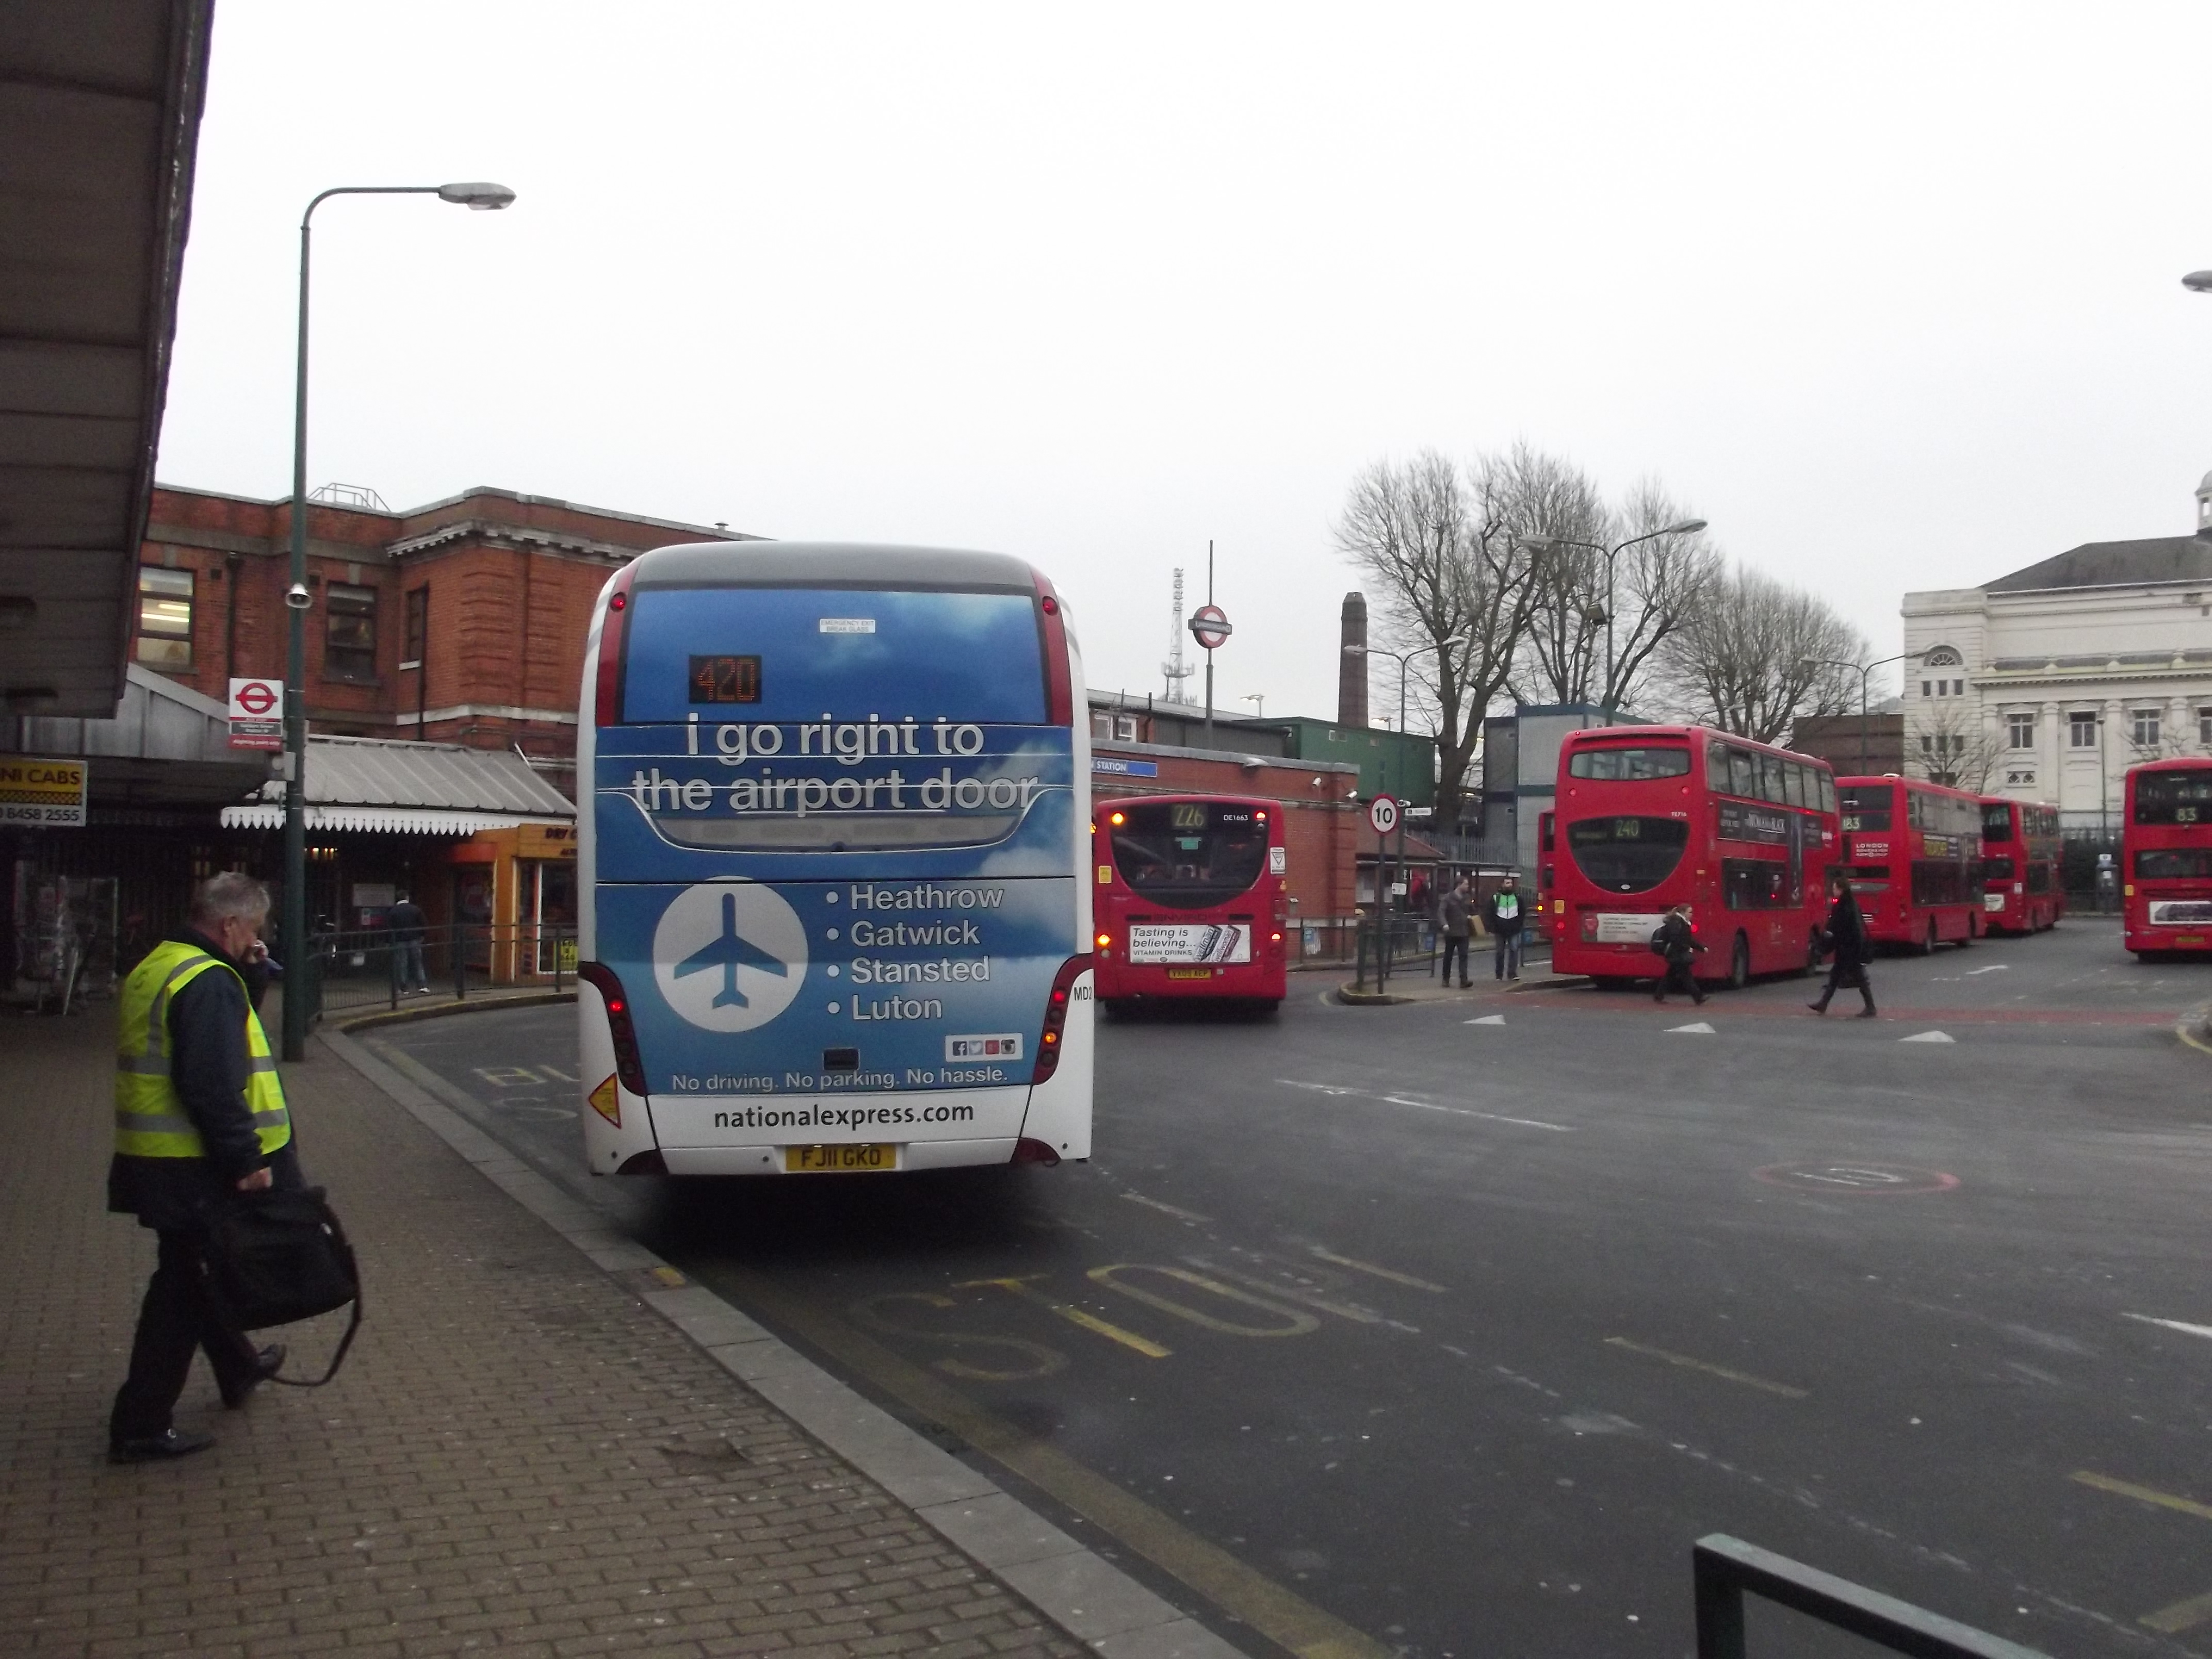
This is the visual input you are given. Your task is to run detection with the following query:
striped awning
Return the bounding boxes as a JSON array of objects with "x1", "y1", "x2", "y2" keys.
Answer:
[{"x1": 218, "y1": 804, "x2": 568, "y2": 836}]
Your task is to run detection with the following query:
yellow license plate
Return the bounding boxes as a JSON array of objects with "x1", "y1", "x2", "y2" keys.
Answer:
[
  {"x1": 786, "y1": 1143, "x2": 896, "y2": 1173},
  {"x1": 1166, "y1": 967, "x2": 1214, "y2": 980},
  {"x1": 2179, "y1": 936, "x2": 2205, "y2": 948}
]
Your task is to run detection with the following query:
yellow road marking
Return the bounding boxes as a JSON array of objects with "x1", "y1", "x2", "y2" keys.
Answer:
[
  {"x1": 2176, "y1": 1012, "x2": 2212, "y2": 1058},
  {"x1": 1091, "y1": 1264, "x2": 1321, "y2": 1336},
  {"x1": 957, "y1": 1275, "x2": 1172, "y2": 1358},
  {"x1": 1308, "y1": 1247, "x2": 1447, "y2": 1292},
  {"x1": 719, "y1": 1267, "x2": 1392, "y2": 1659},
  {"x1": 1603, "y1": 1337, "x2": 1809, "y2": 1399},
  {"x1": 2143, "y1": 1590, "x2": 2212, "y2": 1634},
  {"x1": 1120, "y1": 1191, "x2": 1213, "y2": 1224},
  {"x1": 2073, "y1": 1470, "x2": 2212, "y2": 1522},
  {"x1": 648, "y1": 1265, "x2": 687, "y2": 1288},
  {"x1": 1191, "y1": 1261, "x2": 1388, "y2": 1325}
]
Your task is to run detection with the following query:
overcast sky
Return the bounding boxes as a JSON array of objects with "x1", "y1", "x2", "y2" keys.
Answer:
[{"x1": 157, "y1": 2, "x2": 2212, "y2": 724}]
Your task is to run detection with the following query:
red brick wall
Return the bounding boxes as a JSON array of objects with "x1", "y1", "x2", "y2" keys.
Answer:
[
  {"x1": 134, "y1": 485, "x2": 721, "y2": 768},
  {"x1": 1090, "y1": 748, "x2": 1359, "y2": 930}
]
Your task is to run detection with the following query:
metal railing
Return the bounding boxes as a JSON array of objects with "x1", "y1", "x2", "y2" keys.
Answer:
[
  {"x1": 300, "y1": 921, "x2": 576, "y2": 1021},
  {"x1": 1693, "y1": 1536, "x2": 2049, "y2": 1659}
]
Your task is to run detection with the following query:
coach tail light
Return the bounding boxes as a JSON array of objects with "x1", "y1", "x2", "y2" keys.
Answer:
[{"x1": 1031, "y1": 955, "x2": 1091, "y2": 1085}]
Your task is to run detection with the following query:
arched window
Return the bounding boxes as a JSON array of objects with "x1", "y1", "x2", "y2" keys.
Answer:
[{"x1": 1921, "y1": 645, "x2": 1963, "y2": 668}]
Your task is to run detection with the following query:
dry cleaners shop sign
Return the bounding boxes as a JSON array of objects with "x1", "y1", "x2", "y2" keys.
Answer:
[{"x1": 0, "y1": 758, "x2": 88, "y2": 827}]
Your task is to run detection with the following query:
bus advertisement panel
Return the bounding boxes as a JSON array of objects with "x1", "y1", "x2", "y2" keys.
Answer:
[
  {"x1": 2123, "y1": 758, "x2": 2212, "y2": 958},
  {"x1": 1550, "y1": 726, "x2": 1838, "y2": 991},
  {"x1": 1092, "y1": 795, "x2": 1288, "y2": 1011},
  {"x1": 1837, "y1": 775, "x2": 1982, "y2": 952},
  {"x1": 1977, "y1": 798, "x2": 2063, "y2": 934},
  {"x1": 574, "y1": 542, "x2": 1093, "y2": 1177}
]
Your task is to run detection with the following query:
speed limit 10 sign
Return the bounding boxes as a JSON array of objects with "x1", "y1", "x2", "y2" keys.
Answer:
[{"x1": 1368, "y1": 794, "x2": 1401, "y2": 836}]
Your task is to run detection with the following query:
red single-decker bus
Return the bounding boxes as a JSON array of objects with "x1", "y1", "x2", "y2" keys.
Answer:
[
  {"x1": 1551, "y1": 726, "x2": 1838, "y2": 991},
  {"x1": 2122, "y1": 758, "x2": 2212, "y2": 958},
  {"x1": 1837, "y1": 775, "x2": 1982, "y2": 952},
  {"x1": 1977, "y1": 797, "x2": 2063, "y2": 935},
  {"x1": 1093, "y1": 795, "x2": 1289, "y2": 1011}
]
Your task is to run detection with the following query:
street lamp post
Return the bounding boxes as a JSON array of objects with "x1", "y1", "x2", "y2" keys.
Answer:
[
  {"x1": 280, "y1": 181, "x2": 514, "y2": 1062},
  {"x1": 1519, "y1": 520, "x2": 1706, "y2": 721},
  {"x1": 1799, "y1": 649, "x2": 1928, "y2": 774}
]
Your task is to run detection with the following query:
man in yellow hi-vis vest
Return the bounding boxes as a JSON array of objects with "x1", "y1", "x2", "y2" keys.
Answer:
[{"x1": 108, "y1": 873, "x2": 301, "y2": 1462}]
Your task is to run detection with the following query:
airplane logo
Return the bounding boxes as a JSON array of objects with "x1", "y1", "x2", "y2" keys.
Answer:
[
  {"x1": 652, "y1": 881, "x2": 808, "y2": 1032},
  {"x1": 674, "y1": 891, "x2": 790, "y2": 1008}
]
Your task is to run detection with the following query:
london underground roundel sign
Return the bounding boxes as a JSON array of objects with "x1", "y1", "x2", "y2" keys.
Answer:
[
  {"x1": 1368, "y1": 794, "x2": 1401, "y2": 837},
  {"x1": 1189, "y1": 605, "x2": 1232, "y2": 651}
]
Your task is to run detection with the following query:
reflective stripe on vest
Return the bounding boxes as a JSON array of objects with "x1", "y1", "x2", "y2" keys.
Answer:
[{"x1": 115, "y1": 942, "x2": 291, "y2": 1160}]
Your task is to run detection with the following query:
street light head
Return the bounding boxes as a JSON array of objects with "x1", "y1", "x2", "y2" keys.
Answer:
[
  {"x1": 1666, "y1": 518, "x2": 1709, "y2": 535},
  {"x1": 438, "y1": 181, "x2": 516, "y2": 212},
  {"x1": 2185, "y1": 270, "x2": 2212, "y2": 293}
]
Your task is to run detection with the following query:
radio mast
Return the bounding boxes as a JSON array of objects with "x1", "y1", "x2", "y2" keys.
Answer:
[{"x1": 1161, "y1": 567, "x2": 1195, "y2": 704}]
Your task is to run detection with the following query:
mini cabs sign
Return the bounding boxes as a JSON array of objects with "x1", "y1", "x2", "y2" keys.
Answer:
[{"x1": 0, "y1": 757, "x2": 88, "y2": 827}]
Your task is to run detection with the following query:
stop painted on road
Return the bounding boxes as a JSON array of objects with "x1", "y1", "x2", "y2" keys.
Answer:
[{"x1": 1753, "y1": 1161, "x2": 1960, "y2": 1195}]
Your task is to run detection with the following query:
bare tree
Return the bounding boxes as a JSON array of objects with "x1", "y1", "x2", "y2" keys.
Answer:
[
  {"x1": 1908, "y1": 700, "x2": 2004, "y2": 791},
  {"x1": 1598, "y1": 479, "x2": 1722, "y2": 714},
  {"x1": 1653, "y1": 563, "x2": 1865, "y2": 745},
  {"x1": 1333, "y1": 451, "x2": 1539, "y2": 823}
]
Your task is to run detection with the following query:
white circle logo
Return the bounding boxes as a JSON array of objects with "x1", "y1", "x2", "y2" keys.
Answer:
[{"x1": 652, "y1": 881, "x2": 809, "y2": 1032}]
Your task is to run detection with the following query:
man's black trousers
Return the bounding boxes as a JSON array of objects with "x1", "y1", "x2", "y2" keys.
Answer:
[
  {"x1": 1440, "y1": 935, "x2": 1470, "y2": 984},
  {"x1": 110, "y1": 1229, "x2": 260, "y2": 1440}
]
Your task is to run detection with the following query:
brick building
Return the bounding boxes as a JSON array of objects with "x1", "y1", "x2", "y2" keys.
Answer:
[{"x1": 133, "y1": 483, "x2": 749, "y2": 792}]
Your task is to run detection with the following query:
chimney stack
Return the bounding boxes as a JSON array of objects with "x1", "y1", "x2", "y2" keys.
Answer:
[{"x1": 1338, "y1": 592, "x2": 1368, "y2": 727}]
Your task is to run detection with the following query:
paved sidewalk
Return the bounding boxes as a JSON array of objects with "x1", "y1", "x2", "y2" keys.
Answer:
[{"x1": 0, "y1": 1009, "x2": 1086, "y2": 1659}]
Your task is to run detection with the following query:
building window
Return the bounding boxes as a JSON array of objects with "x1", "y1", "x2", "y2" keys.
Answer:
[
  {"x1": 2201, "y1": 709, "x2": 2212, "y2": 749},
  {"x1": 1116, "y1": 714, "x2": 1138, "y2": 742},
  {"x1": 2132, "y1": 709, "x2": 2161, "y2": 747},
  {"x1": 2007, "y1": 713, "x2": 2035, "y2": 749},
  {"x1": 324, "y1": 582, "x2": 378, "y2": 680},
  {"x1": 1921, "y1": 680, "x2": 1931, "y2": 698},
  {"x1": 401, "y1": 587, "x2": 428, "y2": 669},
  {"x1": 135, "y1": 567, "x2": 194, "y2": 669},
  {"x1": 2069, "y1": 712, "x2": 2097, "y2": 749}
]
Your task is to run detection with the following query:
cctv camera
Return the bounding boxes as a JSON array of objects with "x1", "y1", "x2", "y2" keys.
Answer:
[{"x1": 284, "y1": 582, "x2": 312, "y2": 610}]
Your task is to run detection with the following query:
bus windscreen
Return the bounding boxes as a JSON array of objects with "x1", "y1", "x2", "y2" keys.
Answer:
[
  {"x1": 620, "y1": 587, "x2": 1046, "y2": 725},
  {"x1": 1566, "y1": 746, "x2": 1690, "y2": 780},
  {"x1": 1109, "y1": 802, "x2": 1269, "y2": 909},
  {"x1": 1981, "y1": 803, "x2": 2014, "y2": 841},
  {"x1": 2133, "y1": 771, "x2": 2212, "y2": 825},
  {"x1": 1840, "y1": 785, "x2": 1893, "y2": 832}
]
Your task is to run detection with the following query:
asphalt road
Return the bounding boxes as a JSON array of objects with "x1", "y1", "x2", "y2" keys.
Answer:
[{"x1": 363, "y1": 917, "x2": 2212, "y2": 1659}]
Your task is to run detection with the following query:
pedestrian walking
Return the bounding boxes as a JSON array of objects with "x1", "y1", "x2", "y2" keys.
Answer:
[
  {"x1": 1485, "y1": 874, "x2": 1528, "y2": 981},
  {"x1": 388, "y1": 890, "x2": 431, "y2": 994},
  {"x1": 1808, "y1": 869, "x2": 1878, "y2": 1018},
  {"x1": 1437, "y1": 878, "x2": 1473, "y2": 988},
  {"x1": 107, "y1": 872, "x2": 300, "y2": 1462},
  {"x1": 1651, "y1": 902, "x2": 1706, "y2": 1005}
]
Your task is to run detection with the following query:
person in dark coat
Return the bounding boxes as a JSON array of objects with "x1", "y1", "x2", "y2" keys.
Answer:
[
  {"x1": 388, "y1": 890, "x2": 430, "y2": 994},
  {"x1": 108, "y1": 873, "x2": 302, "y2": 1462},
  {"x1": 1808, "y1": 870, "x2": 1877, "y2": 1017},
  {"x1": 1651, "y1": 903, "x2": 1705, "y2": 1005},
  {"x1": 1437, "y1": 879, "x2": 1473, "y2": 988}
]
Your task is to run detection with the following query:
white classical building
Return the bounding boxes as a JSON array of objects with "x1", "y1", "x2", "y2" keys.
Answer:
[{"x1": 1901, "y1": 471, "x2": 2212, "y2": 835}]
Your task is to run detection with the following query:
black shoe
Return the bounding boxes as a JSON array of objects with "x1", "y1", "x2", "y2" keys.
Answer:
[
  {"x1": 1807, "y1": 1002, "x2": 1828, "y2": 1014},
  {"x1": 1856, "y1": 1007, "x2": 1877, "y2": 1019},
  {"x1": 220, "y1": 1344, "x2": 286, "y2": 1409},
  {"x1": 109, "y1": 1428, "x2": 215, "y2": 1464}
]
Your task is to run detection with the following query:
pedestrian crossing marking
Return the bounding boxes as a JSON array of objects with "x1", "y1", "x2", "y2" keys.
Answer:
[
  {"x1": 1666, "y1": 1021, "x2": 1715, "y2": 1034},
  {"x1": 1899, "y1": 1030, "x2": 1956, "y2": 1044},
  {"x1": 1465, "y1": 1014, "x2": 1506, "y2": 1026}
]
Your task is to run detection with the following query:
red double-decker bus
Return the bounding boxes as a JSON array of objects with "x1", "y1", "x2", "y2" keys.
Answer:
[
  {"x1": 2122, "y1": 758, "x2": 2212, "y2": 958},
  {"x1": 1837, "y1": 775, "x2": 1982, "y2": 952},
  {"x1": 1977, "y1": 797, "x2": 2063, "y2": 935},
  {"x1": 1092, "y1": 795, "x2": 1289, "y2": 1011},
  {"x1": 1551, "y1": 726, "x2": 1838, "y2": 991}
]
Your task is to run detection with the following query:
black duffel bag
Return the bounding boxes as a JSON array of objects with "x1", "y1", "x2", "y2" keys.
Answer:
[{"x1": 200, "y1": 1185, "x2": 363, "y2": 1387}]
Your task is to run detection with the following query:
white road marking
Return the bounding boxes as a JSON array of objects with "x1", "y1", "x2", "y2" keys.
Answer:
[
  {"x1": 1466, "y1": 1014, "x2": 1507, "y2": 1026},
  {"x1": 1120, "y1": 1191, "x2": 1213, "y2": 1224},
  {"x1": 1277, "y1": 1078, "x2": 1574, "y2": 1132},
  {"x1": 1899, "y1": 1030, "x2": 1956, "y2": 1044},
  {"x1": 1964, "y1": 964, "x2": 2010, "y2": 976},
  {"x1": 2123, "y1": 1313, "x2": 2212, "y2": 1342},
  {"x1": 1666, "y1": 1021, "x2": 1715, "y2": 1034}
]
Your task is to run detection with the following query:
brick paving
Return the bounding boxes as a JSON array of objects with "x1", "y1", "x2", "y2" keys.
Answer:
[{"x1": 0, "y1": 1010, "x2": 1084, "y2": 1658}]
